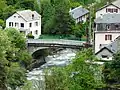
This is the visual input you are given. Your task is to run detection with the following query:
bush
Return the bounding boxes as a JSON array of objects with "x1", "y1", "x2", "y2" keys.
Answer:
[{"x1": 27, "y1": 33, "x2": 34, "y2": 39}]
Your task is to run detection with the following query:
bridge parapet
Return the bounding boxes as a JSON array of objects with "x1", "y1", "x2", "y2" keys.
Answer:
[
  {"x1": 27, "y1": 39, "x2": 85, "y2": 46},
  {"x1": 27, "y1": 39, "x2": 87, "y2": 55}
]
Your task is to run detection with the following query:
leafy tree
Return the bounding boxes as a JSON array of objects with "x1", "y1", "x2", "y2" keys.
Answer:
[
  {"x1": 5, "y1": 28, "x2": 26, "y2": 49},
  {"x1": 41, "y1": 0, "x2": 55, "y2": 34},
  {"x1": 103, "y1": 51, "x2": 120, "y2": 88},
  {"x1": 0, "y1": 28, "x2": 32, "y2": 90},
  {"x1": 45, "y1": 49, "x2": 104, "y2": 90},
  {"x1": 0, "y1": 30, "x2": 11, "y2": 90}
]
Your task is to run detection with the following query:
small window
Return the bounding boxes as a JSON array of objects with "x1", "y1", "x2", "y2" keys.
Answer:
[
  {"x1": 21, "y1": 23, "x2": 24, "y2": 27},
  {"x1": 105, "y1": 35, "x2": 112, "y2": 40},
  {"x1": 114, "y1": 9, "x2": 118, "y2": 13},
  {"x1": 115, "y1": 24, "x2": 119, "y2": 29},
  {"x1": 15, "y1": 22, "x2": 19, "y2": 27},
  {"x1": 105, "y1": 35, "x2": 107, "y2": 40},
  {"x1": 29, "y1": 23, "x2": 32, "y2": 27},
  {"x1": 106, "y1": 25, "x2": 110, "y2": 30},
  {"x1": 14, "y1": 16, "x2": 16, "y2": 18},
  {"x1": 35, "y1": 22, "x2": 38, "y2": 26},
  {"x1": 102, "y1": 55, "x2": 108, "y2": 58},
  {"x1": 35, "y1": 30, "x2": 38, "y2": 35},
  {"x1": 9, "y1": 22, "x2": 13, "y2": 27},
  {"x1": 32, "y1": 14, "x2": 34, "y2": 19},
  {"x1": 18, "y1": 16, "x2": 20, "y2": 18}
]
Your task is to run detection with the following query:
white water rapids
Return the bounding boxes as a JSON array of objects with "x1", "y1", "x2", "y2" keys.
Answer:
[{"x1": 26, "y1": 48, "x2": 77, "y2": 90}]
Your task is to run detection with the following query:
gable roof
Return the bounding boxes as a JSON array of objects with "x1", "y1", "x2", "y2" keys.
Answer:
[
  {"x1": 95, "y1": 35, "x2": 120, "y2": 55},
  {"x1": 112, "y1": 0, "x2": 120, "y2": 8},
  {"x1": 95, "y1": 14, "x2": 120, "y2": 23},
  {"x1": 16, "y1": 10, "x2": 41, "y2": 22},
  {"x1": 95, "y1": 47, "x2": 114, "y2": 55},
  {"x1": 69, "y1": 6, "x2": 89, "y2": 19},
  {"x1": 97, "y1": 3, "x2": 120, "y2": 12}
]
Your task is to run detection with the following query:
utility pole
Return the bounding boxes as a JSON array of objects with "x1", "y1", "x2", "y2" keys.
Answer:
[{"x1": 89, "y1": 4, "x2": 92, "y2": 44}]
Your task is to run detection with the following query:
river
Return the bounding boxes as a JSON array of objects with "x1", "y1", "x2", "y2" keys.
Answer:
[{"x1": 26, "y1": 48, "x2": 77, "y2": 90}]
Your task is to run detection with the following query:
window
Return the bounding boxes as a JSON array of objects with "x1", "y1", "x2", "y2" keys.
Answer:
[
  {"x1": 114, "y1": 9, "x2": 118, "y2": 13},
  {"x1": 106, "y1": 8, "x2": 118, "y2": 13},
  {"x1": 32, "y1": 14, "x2": 34, "y2": 19},
  {"x1": 9, "y1": 22, "x2": 13, "y2": 27},
  {"x1": 105, "y1": 35, "x2": 112, "y2": 40},
  {"x1": 106, "y1": 25, "x2": 110, "y2": 30},
  {"x1": 29, "y1": 23, "x2": 32, "y2": 27},
  {"x1": 35, "y1": 30, "x2": 38, "y2": 35},
  {"x1": 14, "y1": 16, "x2": 16, "y2": 18},
  {"x1": 115, "y1": 24, "x2": 119, "y2": 29},
  {"x1": 15, "y1": 22, "x2": 19, "y2": 27},
  {"x1": 18, "y1": 16, "x2": 20, "y2": 18},
  {"x1": 21, "y1": 23, "x2": 24, "y2": 27},
  {"x1": 35, "y1": 22, "x2": 38, "y2": 26},
  {"x1": 102, "y1": 55, "x2": 108, "y2": 58}
]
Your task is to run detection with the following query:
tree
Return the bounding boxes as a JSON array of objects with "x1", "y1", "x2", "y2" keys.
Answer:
[
  {"x1": 45, "y1": 49, "x2": 104, "y2": 90},
  {"x1": 103, "y1": 51, "x2": 120, "y2": 88},
  {"x1": 41, "y1": 0, "x2": 55, "y2": 34},
  {"x1": 0, "y1": 28, "x2": 32, "y2": 90},
  {"x1": 0, "y1": 30, "x2": 11, "y2": 90}
]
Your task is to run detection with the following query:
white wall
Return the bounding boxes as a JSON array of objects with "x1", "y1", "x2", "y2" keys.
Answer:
[
  {"x1": 95, "y1": 31, "x2": 120, "y2": 53},
  {"x1": 27, "y1": 19, "x2": 41, "y2": 39},
  {"x1": 6, "y1": 13, "x2": 27, "y2": 29},
  {"x1": 75, "y1": 14, "x2": 88, "y2": 23},
  {"x1": 6, "y1": 13, "x2": 41, "y2": 39},
  {"x1": 96, "y1": 5, "x2": 120, "y2": 18},
  {"x1": 96, "y1": 49, "x2": 113, "y2": 61}
]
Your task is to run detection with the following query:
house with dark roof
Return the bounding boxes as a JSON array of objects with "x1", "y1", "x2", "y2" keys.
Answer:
[
  {"x1": 69, "y1": 6, "x2": 89, "y2": 23},
  {"x1": 6, "y1": 10, "x2": 41, "y2": 39},
  {"x1": 96, "y1": 3, "x2": 120, "y2": 18},
  {"x1": 95, "y1": 35, "x2": 120, "y2": 60},
  {"x1": 94, "y1": 1, "x2": 120, "y2": 60}
]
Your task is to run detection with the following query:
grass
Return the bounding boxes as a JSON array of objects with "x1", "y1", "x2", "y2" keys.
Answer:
[{"x1": 39, "y1": 34, "x2": 86, "y2": 41}]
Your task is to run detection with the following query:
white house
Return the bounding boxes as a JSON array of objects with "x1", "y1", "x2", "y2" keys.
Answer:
[
  {"x1": 96, "y1": 3, "x2": 120, "y2": 18},
  {"x1": 94, "y1": 2, "x2": 120, "y2": 60},
  {"x1": 6, "y1": 10, "x2": 41, "y2": 39},
  {"x1": 69, "y1": 6, "x2": 89, "y2": 23}
]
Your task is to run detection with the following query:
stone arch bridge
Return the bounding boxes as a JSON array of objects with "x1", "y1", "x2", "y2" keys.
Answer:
[{"x1": 27, "y1": 39, "x2": 88, "y2": 56}]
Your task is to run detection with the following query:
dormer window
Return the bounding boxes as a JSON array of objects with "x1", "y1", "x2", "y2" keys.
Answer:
[{"x1": 32, "y1": 14, "x2": 34, "y2": 19}]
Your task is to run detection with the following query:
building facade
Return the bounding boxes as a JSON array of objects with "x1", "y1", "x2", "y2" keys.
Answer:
[
  {"x1": 94, "y1": 3, "x2": 120, "y2": 53},
  {"x1": 69, "y1": 6, "x2": 89, "y2": 23},
  {"x1": 6, "y1": 10, "x2": 41, "y2": 39}
]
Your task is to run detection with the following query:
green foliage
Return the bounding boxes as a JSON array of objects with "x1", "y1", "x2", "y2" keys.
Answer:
[
  {"x1": 0, "y1": 28, "x2": 32, "y2": 90},
  {"x1": 26, "y1": 33, "x2": 34, "y2": 39},
  {"x1": 45, "y1": 48, "x2": 104, "y2": 90},
  {"x1": 6, "y1": 63, "x2": 26, "y2": 90},
  {"x1": 5, "y1": 28, "x2": 26, "y2": 49},
  {"x1": 41, "y1": 0, "x2": 78, "y2": 35},
  {"x1": 103, "y1": 51, "x2": 120, "y2": 86}
]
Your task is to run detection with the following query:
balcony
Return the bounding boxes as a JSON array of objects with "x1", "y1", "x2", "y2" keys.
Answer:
[{"x1": 95, "y1": 23, "x2": 120, "y2": 32}]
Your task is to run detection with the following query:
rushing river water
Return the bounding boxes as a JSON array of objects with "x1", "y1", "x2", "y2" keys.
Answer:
[{"x1": 26, "y1": 48, "x2": 77, "y2": 90}]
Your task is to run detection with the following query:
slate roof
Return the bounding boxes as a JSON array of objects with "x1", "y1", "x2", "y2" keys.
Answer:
[
  {"x1": 16, "y1": 10, "x2": 41, "y2": 21},
  {"x1": 95, "y1": 35, "x2": 120, "y2": 55},
  {"x1": 95, "y1": 14, "x2": 120, "y2": 23},
  {"x1": 112, "y1": 0, "x2": 120, "y2": 8},
  {"x1": 97, "y1": 3, "x2": 120, "y2": 11},
  {"x1": 95, "y1": 47, "x2": 114, "y2": 55},
  {"x1": 69, "y1": 6, "x2": 89, "y2": 19}
]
